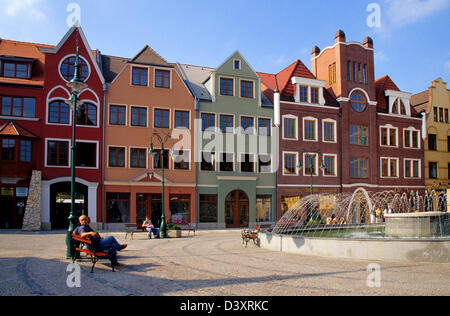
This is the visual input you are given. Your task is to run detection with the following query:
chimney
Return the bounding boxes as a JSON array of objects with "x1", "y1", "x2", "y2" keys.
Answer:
[
  {"x1": 311, "y1": 46, "x2": 321, "y2": 59},
  {"x1": 363, "y1": 36, "x2": 374, "y2": 49},
  {"x1": 335, "y1": 30, "x2": 346, "y2": 44}
]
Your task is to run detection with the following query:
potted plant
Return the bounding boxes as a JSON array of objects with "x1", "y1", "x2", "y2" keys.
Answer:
[{"x1": 166, "y1": 223, "x2": 182, "y2": 238}]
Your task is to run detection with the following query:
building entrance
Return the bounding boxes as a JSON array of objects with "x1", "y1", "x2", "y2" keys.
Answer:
[{"x1": 225, "y1": 190, "x2": 249, "y2": 228}]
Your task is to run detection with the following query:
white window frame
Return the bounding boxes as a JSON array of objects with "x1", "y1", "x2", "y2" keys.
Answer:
[
  {"x1": 322, "y1": 119, "x2": 337, "y2": 143},
  {"x1": 107, "y1": 145, "x2": 127, "y2": 169},
  {"x1": 45, "y1": 138, "x2": 71, "y2": 168},
  {"x1": 75, "y1": 140, "x2": 99, "y2": 169},
  {"x1": 219, "y1": 152, "x2": 235, "y2": 172},
  {"x1": 303, "y1": 152, "x2": 319, "y2": 177},
  {"x1": 379, "y1": 124, "x2": 398, "y2": 148},
  {"x1": 282, "y1": 114, "x2": 298, "y2": 141},
  {"x1": 403, "y1": 127, "x2": 421, "y2": 149},
  {"x1": 239, "y1": 153, "x2": 256, "y2": 173},
  {"x1": 380, "y1": 157, "x2": 400, "y2": 178},
  {"x1": 129, "y1": 146, "x2": 149, "y2": 169},
  {"x1": 302, "y1": 116, "x2": 318, "y2": 142},
  {"x1": 282, "y1": 151, "x2": 299, "y2": 176},
  {"x1": 322, "y1": 154, "x2": 338, "y2": 177},
  {"x1": 404, "y1": 158, "x2": 421, "y2": 179}
]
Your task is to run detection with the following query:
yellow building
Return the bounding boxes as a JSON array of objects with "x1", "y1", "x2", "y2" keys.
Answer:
[{"x1": 412, "y1": 78, "x2": 450, "y2": 211}]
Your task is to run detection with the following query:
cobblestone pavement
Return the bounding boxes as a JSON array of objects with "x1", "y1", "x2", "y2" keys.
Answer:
[{"x1": 0, "y1": 230, "x2": 449, "y2": 296}]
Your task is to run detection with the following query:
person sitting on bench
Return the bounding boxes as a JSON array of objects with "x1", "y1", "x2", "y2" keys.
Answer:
[
  {"x1": 74, "y1": 215, "x2": 127, "y2": 267},
  {"x1": 143, "y1": 217, "x2": 160, "y2": 239}
]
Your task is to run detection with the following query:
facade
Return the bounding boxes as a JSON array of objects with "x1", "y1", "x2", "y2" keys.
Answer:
[
  {"x1": 39, "y1": 26, "x2": 106, "y2": 230},
  {"x1": 0, "y1": 39, "x2": 47, "y2": 229},
  {"x1": 180, "y1": 51, "x2": 276, "y2": 229},
  {"x1": 411, "y1": 78, "x2": 450, "y2": 204},
  {"x1": 258, "y1": 60, "x2": 341, "y2": 220},
  {"x1": 102, "y1": 46, "x2": 196, "y2": 230}
]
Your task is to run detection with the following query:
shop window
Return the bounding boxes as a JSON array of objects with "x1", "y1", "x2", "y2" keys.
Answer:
[
  {"x1": 169, "y1": 194, "x2": 191, "y2": 222},
  {"x1": 256, "y1": 195, "x2": 272, "y2": 222},
  {"x1": 199, "y1": 194, "x2": 218, "y2": 223},
  {"x1": 106, "y1": 193, "x2": 130, "y2": 223},
  {"x1": 281, "y1": 195, "x2": 301, "y2": 216}
]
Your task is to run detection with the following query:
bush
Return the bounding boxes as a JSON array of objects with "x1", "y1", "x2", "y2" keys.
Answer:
[{"x1": 166, "y1": 223, "x2": 181, "y2": 231}]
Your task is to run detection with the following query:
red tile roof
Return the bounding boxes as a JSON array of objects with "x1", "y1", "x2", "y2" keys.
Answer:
[
  {"x1": 375, "y1": 75, "x2": 418, "y2": 114},
  {"x1": 0, "y1": 121, "x2": 39, "y2": 138}
]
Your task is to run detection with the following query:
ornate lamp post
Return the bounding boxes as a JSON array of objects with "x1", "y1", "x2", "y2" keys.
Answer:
[
  {"x1": 65, "y1": 33, "x2": 88, "y2": 260},
  {"x1": 149, "y1": 131, "x2": 172, "y2": 239}
]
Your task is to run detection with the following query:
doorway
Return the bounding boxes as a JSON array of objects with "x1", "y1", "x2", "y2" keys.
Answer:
[
  {"x1": 225, "y1": 190, "x2": 249, "y2": 228},
  {"x1": 50, "y1": 182, "x2": 88, "y2": 230},
  {"x1": 136, "y1": 194, "x2": 162, "y2": 228}
]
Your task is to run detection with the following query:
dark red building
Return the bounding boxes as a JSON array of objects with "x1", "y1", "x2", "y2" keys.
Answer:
[{"x1": 38, "y1": 26, "x2": 105, "y2": 230}]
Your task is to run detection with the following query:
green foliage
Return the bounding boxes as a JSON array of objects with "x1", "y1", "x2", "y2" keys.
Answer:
[{"x1": 166, "y1": 223, "x2": 181, "y2": 231}]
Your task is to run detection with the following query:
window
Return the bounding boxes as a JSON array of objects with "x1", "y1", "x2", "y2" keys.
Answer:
[
  {"x1": 347, "y1": 61, "x2": 351, "y2": 81},
  {"x1": 76, "y1": 142, "x2": 97, "y2": 168},
  {"x1": 240, "y1": 80, "x2": 254, "y2": 98},
  {"x1": 405, "y1": 159, "x2": 420, "y2": 178},
  {"x1": 448, "y1": 136, "x2": 450, "y2": 152},
  {"x1": 363, "y1": 64, "x2": 367, "y2": 84},
  {"x1": 428, "y1": 134, "x2": 437, "y2": 151},
  {"x1": 323, "y1": 155, "x2": 336, "y2": 176},
  {"x1": 350, "y1": 91, "x2": 367, "y2": 112},
  {"x1": 240, "y1": 154, "x2": 254, "y2": 173},
  {"x1": 130, "y1": 107, "x2": 147, "y2": 127},
  {"x1": 299, "y1": 85, "x2": 308, "y2": 102},
  {"x1": 1, "y1": 139, "x2": 15, "y2": 161},
  {"x1": 130, "y1": 148, "x2": 147, "y2": 168},
  {"x1": 219, "y1": 153, "x2": 234, "y2": 172},
  {"x1": 358, "y1": 63, "x2": 361, "y2": 83},
  {"x1": 48, "y1": 100, "x2": 69, "y2": 124},
  {"x1": 303, "y1": 119, "x2": 316, "y2": 141},
  {"x1": 109, "y1": 105, "x2": 126, "y2": 126},
  {"x1": 77, "y1": 103, "x2": 97, "y2": 126},
  {"x1": 404, "y1": 129, "x2": 420, "y2": 149},
  {"x1": 47, "y1": 141, "x2": 69, "y2": 166},
  {"x1": 220, "y1": 78, "x2": 233, "y2": 96},
  {"x1": 350, "y1": 158, "x2": 368, "y2": 179},
  {"x1": 350, "y1": 125, "x2": 368, "y2": 146},
  {"x1": 109, "y1": 147, "x2": 125, "y2": 168},
  {"x1": 220, "y1": 115, "x2": 233, "y2": 133},
  {"x1": 283, "y1": 153, "x2": 297, "y2": 175},
  {"x1": 329, "y1": 63, "x2": 336, "y2": 85},
  {"x1": 155, "y1": 69, "x2": 170, "y2": 88},
  {"x1": 258, "y1": 118, "x2": 271, "y2": 136},
  {"x1": 234, "y1": 60, "x2": 241, "y2": 70},
  {"x1": 2, "y1": 62, "x2": 30, "y2": 79},
  {"x1": 241, "y1": 116, "x2": 254, "y2": 135},
  {"x1": 323, "y1": 121, "x2": 336, "y2": 142},
  {"x1": 256, "y1": 195, "x2": 272, "y2": 222},
  {"x1": 199, "y1": 194, "x2": 218, "y2": 223},
  {"x1": 400, "y1": 100, "x2": 407, "y2": 115},
  {"x1": 310, "y1": 87, "x2": 319, "y2": 104},
  {"x1": 429, "y1": 162, "x2": 438, "y2": 179},
  {"x1": 439, "y1": 108, "x2": 444, "y2": 122},
  {"x1": 20, "y1": 140, "x2": 31, "y2": 163},
  {"x1": 1, "y1": 96, "x2": 35, "y2": 118},
  {"x1": 381, "y1": 158, "x2": 398, "y2": 178},
  {"x1": 132, "y1": 67, "x2": 148, "y2": 86},
  {"x1": 60, "y1": 56, "x2": 89, "y2": 82},
  {"x1": 445, "y1": 109, "x2": 449, "y2": 123},
  {"x1": 353, "y1": 62, "x2": 356, "y2": 81},
  {"x1": 106, "y1": 193, "x2": 130, "y2": 223},
  {"x1": 380, "y1": 126, "x2": 397, "y2": 147},
  {"x1": 154, "y1": 109, "x2": 169, "y2": 128},
  {"x1": 281, "y1": 195, "x2": 301, "y2": 215},
  {"x1": 174, "y1": 110, "x2": 189, "y2": 129},
  {"x1": 304, "y1": 154, "x2": 317, "y2": 176},
  {"x1": 258, "y1": 154, "x2": 272, "y2": 173},
  {"x1": 169, "y1": 194, "x2": 191, "y2": 222},
  {"x1": 283, "y1": 118, "x2": 296, "y2": 139},
  {"x1": 201, "y1": 113, "x2": 215, "y2": 132},
  {"x1": 434, "y1": 107, "x2": 438, "y2": 122},
  {"x1": 153, "y1": 149, "x2": 169, "y2": 169},
  {"x1": 201, "y1": 152, "x2": 215, "y2": 171},
  {"x1": 173, "y1": 150, "x2": 190, "y2": 170}
]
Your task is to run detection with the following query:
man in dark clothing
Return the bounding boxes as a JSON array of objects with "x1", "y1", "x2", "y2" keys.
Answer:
[{"x1": 74, "y1": 215, "x2": 127, "y2": 267}]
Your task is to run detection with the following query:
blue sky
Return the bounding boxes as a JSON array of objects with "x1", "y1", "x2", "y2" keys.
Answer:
[{"x1": 0, "y1": 0, "x2": 449, "y2": 94}]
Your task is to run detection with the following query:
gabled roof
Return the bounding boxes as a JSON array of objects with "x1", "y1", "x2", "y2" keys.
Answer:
[
  {"x1": 130, "y1": 45, "x2": 170, "y2": 66},
  {"x1": 39, "y1": 25, "x2": 105, "y2": 85},
  {"x1": 257, "y1": 59, "x2": 339, "y2": 107},
  {"x1": 411, "y1": 90, "x2": 430, "y2": 113},
  {"x1": 0, "y1": 121, "x2": 39, "y2": 138},
  {"x1": 375, "y1": 75, "x2": 418, "y2": 114},
  {"x1": 178, "y1": 64, "x2": 214, "y2": 101},
  {"x1": 101, "y1": 54, "x2": 130, "y2": 84}
]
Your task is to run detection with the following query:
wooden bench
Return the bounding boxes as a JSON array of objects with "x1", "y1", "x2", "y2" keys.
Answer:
[
  {"x1": 168, "y1": 220, "x2": 196, "y2": 236},
  {"x1": 72, "y1": 233, "x2": 115, "y2": 273},
  {"x1": 125, "y1": 223, "x2": 147, "y2": 240},
  {"x1": 241, "y1": 226, "x2": 261, "y2": 248}
]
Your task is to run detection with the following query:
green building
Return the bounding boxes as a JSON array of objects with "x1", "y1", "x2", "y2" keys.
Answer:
[{"x1": 179, "y1": 51, "x2": 276, "y2": 229}]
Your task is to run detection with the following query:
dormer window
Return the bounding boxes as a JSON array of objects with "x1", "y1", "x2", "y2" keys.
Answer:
[
  {"x1": 0, "y1": 57, "x2": 34, "y2": 80},
  {"x1": 299, "y1": 85, "x2": 308, "y2": 102},
  {"x1": 291, "y1": 77, "x2": 326, "y2": 105},
  {"x1": 391, "y1": 98, "x2": 407, "y2": 115},
  {"x1": 385, "y1": 90, "x2": 412, "y2": 116},
  {"x1": 234, "y1": 60, "x2": 241, "y2": 70}
]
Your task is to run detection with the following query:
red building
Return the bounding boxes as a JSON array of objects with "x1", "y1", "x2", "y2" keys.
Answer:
[
  {"x1": 0, "y1": 39, "x2": 50, "y2": 229},
  {"x1": 38, "y1": 26, "x2": 105, "y2": 230}
]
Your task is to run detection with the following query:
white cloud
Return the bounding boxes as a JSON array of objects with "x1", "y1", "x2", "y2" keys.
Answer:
[
  {"x1": 1, "y1": 0, "x2": 46, "y2": 21},
  {"x1": 385, "y1": 0, "x2": 450, "y2": 27}
]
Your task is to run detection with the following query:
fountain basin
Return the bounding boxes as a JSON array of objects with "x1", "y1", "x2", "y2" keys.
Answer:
[{"x1": 385, "y1": 212, "x2": 449, "y2": 238}]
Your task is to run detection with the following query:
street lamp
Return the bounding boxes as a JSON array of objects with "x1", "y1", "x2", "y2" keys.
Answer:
[
  {"x1": 65, "y1": 32, "x2": 88, "y2": 260},
  {"x1": 149, "y1": 131, "x2": 172, "y2": 239}
]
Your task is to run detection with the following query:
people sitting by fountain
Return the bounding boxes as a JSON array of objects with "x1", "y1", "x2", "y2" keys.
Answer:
[
  {"x1": 370, "y1": 209, "x2": 376, "y2": 224},
  {"x1": 327, "y1": 214, "x2": 337, "y2": 225}
]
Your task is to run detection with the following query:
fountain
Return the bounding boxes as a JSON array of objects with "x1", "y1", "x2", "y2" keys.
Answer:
[{"x1": 261, "y1": 190, "x2": 450, "y2": 263}]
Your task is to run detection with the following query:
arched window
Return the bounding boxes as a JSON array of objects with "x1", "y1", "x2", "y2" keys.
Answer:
[
  {"x1": 48, "y1": 100, "x2": 70, "y2": 124},
  {"x1": 60, "y1": 56, "x2": 89, "y2": 82},
  {"x1": 350, "y1": 91, "x2": 367, "y2": 112},
  {"x1": 77, "y1": 102, "x2": 97, "y2": 126},
  {"x1": 400, "y1": 100, "x2": 407, "y2": 115}
]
